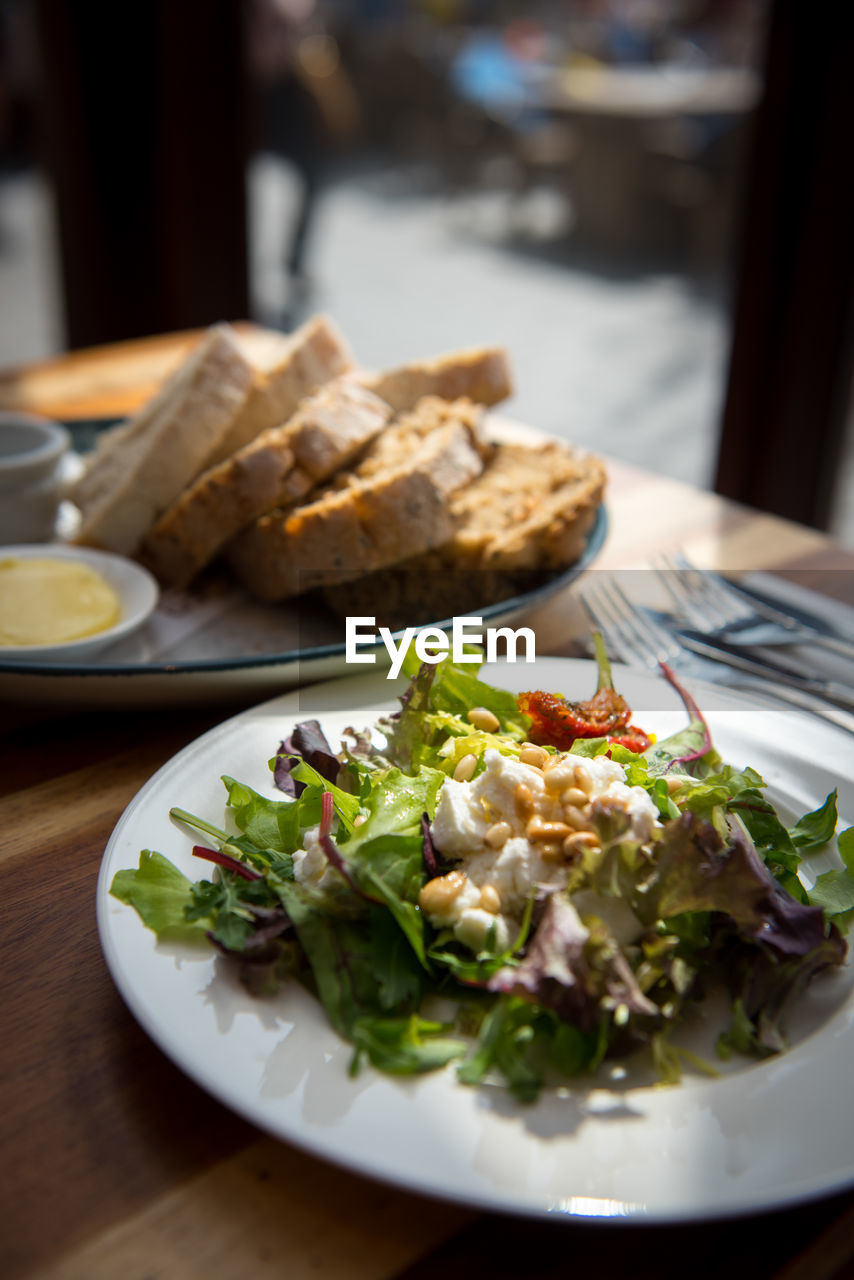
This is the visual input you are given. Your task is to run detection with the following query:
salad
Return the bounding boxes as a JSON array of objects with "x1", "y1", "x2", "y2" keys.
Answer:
[{"x1": 112, "y1": 642, "x2": 854, "y2": 1101}]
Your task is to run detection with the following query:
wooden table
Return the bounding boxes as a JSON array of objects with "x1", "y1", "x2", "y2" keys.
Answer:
[{"x1": 3, "y1": 331, "x2": 854, "y2": 1280}]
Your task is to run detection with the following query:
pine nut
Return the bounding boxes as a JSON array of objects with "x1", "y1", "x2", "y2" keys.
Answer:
[
  {"x1": 418, "y1": 869, "x2": 467, "y2": 914},
  {"x1": 665, "y1": 776, "x2": 683, "y2": 794},
  {"x1": 467, "y1": 705, "x2": 500, "y2": 733},
  {"x1": 484, "y1": 820, "x2": 512, "y2": 848},
  {"x1": 514, "y1": 782, "x2": 534, "y2": 815},
  {"x1": 527, "y1": 816, "x2": 571, "y2": 841},
  {"x1": 560, "y1": 786, "x2": 589, "y2": 810},
  {"x1": 544, "y1": 763, "x2": 577, "y2": 792},
  {"x1": 563, "y1": 831, "x2": 600, "y2": 854},
  {"x1": 540, "y1": 841, "x2": 565, "y2": 862},
  {"x1": 519, "y1": 744, "x2": 548, "y2": 769},
  {"x1": 574, "y1": 764, "x2": 594, "y2": 795},
  {"x1": 563, "y1": 806, "x2": 590, "y2": 831},
  {"x1": 479, "y1": 883, "x2": 501, "y2": 913},
  {"x1": 453, "y1": 753, "x2": 477, "y2": 782},
  {"x1": 353, "y1": 813, "x2": 367, "y2": 827}
]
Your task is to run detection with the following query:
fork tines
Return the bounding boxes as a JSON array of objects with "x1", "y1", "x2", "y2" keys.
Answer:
[
  {"x1": 651, "y1": 550, "x2": 752, "y2": 630},
  {"x1": 578, "y1": 577, "x2": 682, "y2": 671}
]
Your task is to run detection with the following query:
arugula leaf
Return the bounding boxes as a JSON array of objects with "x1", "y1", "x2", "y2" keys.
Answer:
[
  {"x1": 457, "y1": 995, "x2": 549, "y2": 1101},
  {"x1": 342, "y1": 765, "x2": 444, "y2": 852},
  {"x1": 840, "y1": 827, "x2": 854, "y2": 866},
  {"x1": 568, "y1": 737, "x2": 610, "y2": 758},
  {"x1": 287, "y1": 762, "x2": 361, "y2": 834},
  {"x1": 274, "y1": 881, "x2": 425, "y2": 1037},
  {"x1": 716, "y1": 997, "x2": 759, "y2": 1059},
  {"x1": 808, "y1": 869, "x2": 854, "y2": 919},
  {"x1": 789, "y1": 790, "x2": 839, "y2": 851},
  {"x1": 350, "y1": 1014, "x2": 466, "y2": 1076},
  {"x1": 220, "y1": 776, "x2": 305, "y2": 859},
  {"x1": 457, "y1": 994, "x2": 608, "y2": 1102},
  {"x1": 110, "y1": 850, "x2": 212, "y2": 941},
  {"x1": 185, "y1": 874, "x2": 271, "y2": 950},
  {"x1": 381, "y1": 654, "x2": 529, "y2": 772},
  {"x1": 427, "y1": 657, "x2": 530, "y2": 739},
  {"x1": 350, "y1": 834, "x2": 429, "y2": 966}
]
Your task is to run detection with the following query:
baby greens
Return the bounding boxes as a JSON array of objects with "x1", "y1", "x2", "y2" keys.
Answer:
[{"x1": 111, "y1": 650, "x2": 853, "y2": 1100}]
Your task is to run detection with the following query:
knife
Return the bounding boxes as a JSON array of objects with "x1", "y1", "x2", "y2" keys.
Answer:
[
  {"x1": 674, "y1": 629, "x2": 854, "y2": 735},
  {"x1": 714, "y1": 577, "x2": 854, "y2": 662}
]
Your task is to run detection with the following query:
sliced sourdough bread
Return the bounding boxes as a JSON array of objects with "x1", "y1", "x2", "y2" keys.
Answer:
[
  {"x1": 205, "y1": 313, "x2": 353, "y2": 464},
  {"x1": 226, "y1": 397, "x2": 486, "y2": 602},
  {"x1": 70, "y1": 324, "x2": 255, "y2": 555},
  {"x1": 323, "y1": 440, "x2": 606, "y2": 628},
  {"x1": 140, "y1": 379, "x2": 392, "y2": 589},
  {"x1": 360, "y1": 345, "x2": 512, "y2": 412}
]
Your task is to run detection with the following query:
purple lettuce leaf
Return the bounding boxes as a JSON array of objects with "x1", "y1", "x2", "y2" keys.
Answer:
[
  {"x1": 421, "y1": 813, "x2": 438, "y2": 878},
  {"x1": 649, "y1": 812, "x2": 843, "y2": 958},
  {"x1": 488, "y1": 894, "x2": 659, "y2": 1032},
  {"x1": 648, "y1": 812, "x2": 846, "y2": 1052},
  {"x1": 273, "y1": 719, "x2": 341, "y2": 795}
]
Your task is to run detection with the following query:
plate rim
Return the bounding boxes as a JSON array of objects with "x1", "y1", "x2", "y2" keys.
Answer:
[{"x1": 96, "y1": 657, "x2": 854, "y2": 1224}]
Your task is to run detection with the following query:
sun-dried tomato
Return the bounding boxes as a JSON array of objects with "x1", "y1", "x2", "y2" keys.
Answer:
[
  {"x1": 517, "y1": 689, "x2": 651, "y2": 753},
  {"x1": 607, "y1": 728, "x2": 653, "y2": 753}
]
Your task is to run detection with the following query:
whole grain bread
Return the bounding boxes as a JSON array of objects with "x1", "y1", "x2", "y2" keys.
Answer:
[
  {"x1": 205, "y1": 313, "x2": 353, "y2": 464},
  {"x1": 226, "y1": 397, "x2": 487, "y2": 602},
  {"x1": 140, "y1": 379, "x2": 392, "y2": 589},
  {"x1": 70, "y1": 324, "x2": 255, "y2": 555},
  {"x1": 323, "y1": 440, "x2": 606, "y2": 628},
  {"x1": 360, "y1": 346, "x2": 512, "y2": 412}
]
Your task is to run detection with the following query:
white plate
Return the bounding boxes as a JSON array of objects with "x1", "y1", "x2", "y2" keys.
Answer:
[
  {"x1": 96, "y1": 658, "x2": 854, "y2": 1222},
  {"x1": 0, "y1": 543, "x2": 159, "y2": 660}
]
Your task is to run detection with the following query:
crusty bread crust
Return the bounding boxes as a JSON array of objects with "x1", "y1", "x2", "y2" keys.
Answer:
[
  {"x1": 361, "y1": 346, "x2": 512, "y2": 412},
  {"x1": 323, "y1": 440, "x2": 606, "y2": 627},
  {"x1": 442, "y1": 441, "x2": 606, "y2": 571},
  {"x1": 70, "y1": 325, "x2": 255, "y2": 555},
  {"x1": 205, "y1": 314, "x2": 353, "y2": 464},
  {"x1": 226, "y1": 397, "x2": 486, "y2": 602},
  {"x1": 140, "y1": 379, "x2": 391, "y2": 589}
]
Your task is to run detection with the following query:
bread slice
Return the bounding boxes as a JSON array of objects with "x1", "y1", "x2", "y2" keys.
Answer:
[
  {"x1": 323, "y1": 440, "x2": 606, "y2": 628},
  {"x1": 360, "y1": 346, "x2": 512, "y2": 412},
  {"x1": 205, "y1": 313, "x2": 353, "y2": 464},
  {"x1": 70, "y1": 324, "x2": 255, "y2": 555},
  {"x1": 226, "y1": 397, "x2": 486, "y2": 602},
  {"x1": 139, "y1": 379, "x2": 392, "y2": 589}
]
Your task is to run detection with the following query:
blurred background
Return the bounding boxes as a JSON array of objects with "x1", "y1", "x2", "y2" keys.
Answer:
[{"x1": 1, "y1": 0, "x2": 851, "y2": 544}]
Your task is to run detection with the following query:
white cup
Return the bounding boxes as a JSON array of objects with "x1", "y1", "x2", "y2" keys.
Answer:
[{"x1": 0, "y1": 413, "x2": 73, "y2": 543}]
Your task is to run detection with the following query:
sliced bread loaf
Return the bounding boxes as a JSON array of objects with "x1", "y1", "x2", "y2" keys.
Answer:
[
  {"x1": 226, "y1": 397, "x2": 486, "y2": 602},
  {"x1": 140, "y1": 379, "x2": 392, "y2": 588},
  {"x1": 70, "y1": 324, "x2": 255, "y2": 555},
  {"x1": 360, "y1": 345, "x2": 512, "y2": 412},
  {"x1": 323, "y1": 440, "x2": 606, "y2": 628},
  {"x1": 205, "y1": 313, "x2": 353, "y2": 464}
]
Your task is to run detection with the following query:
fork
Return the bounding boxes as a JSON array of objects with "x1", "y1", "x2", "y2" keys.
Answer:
[
  {"x1": 653, "y1": 550, "x2": 854, "y2": 662},
  {"x1": 577, "y1": 577, "x2": 854, "y2": 736}
]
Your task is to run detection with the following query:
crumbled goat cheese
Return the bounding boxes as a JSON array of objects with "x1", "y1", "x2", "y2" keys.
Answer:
[
  {"x1": 426, "y1": 749, "x2": 658, "y2": 953},
  {"x1": 292, "y1": 825, "x2": 341, "y2": 893}
]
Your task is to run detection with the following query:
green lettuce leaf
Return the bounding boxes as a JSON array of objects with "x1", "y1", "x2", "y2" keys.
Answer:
[
  {"x1": 350, "y1": 1014, "x2": 466, "y2": 1076},
  {"x1": 110, "y1": 850, "x2": 212, "y2": 941},
  {"x1": 789, "y1": 790, "x2": 839, "y2": 851}
]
